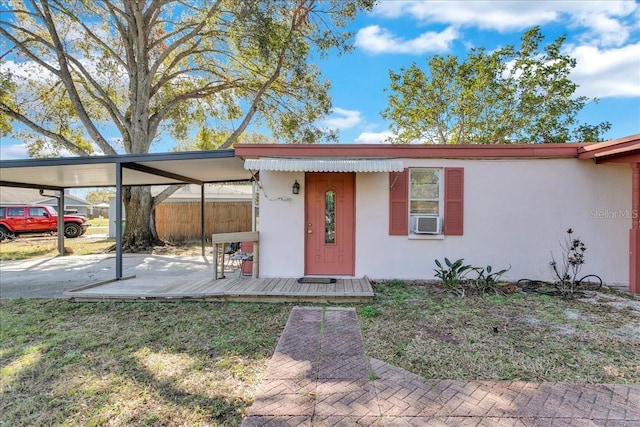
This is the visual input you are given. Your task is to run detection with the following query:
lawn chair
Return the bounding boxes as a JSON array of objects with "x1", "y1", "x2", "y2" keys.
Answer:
[{"x1": 238, "y1": 241, "x2": 253, "y2": 276}]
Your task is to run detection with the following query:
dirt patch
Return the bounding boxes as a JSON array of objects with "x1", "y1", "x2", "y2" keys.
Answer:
[
  {"x1": 581, "y1": 293, "x2": 640, "y2": 317},
  {"x1": 420, "y1": 326, "x2": 461, "y2": 345}
]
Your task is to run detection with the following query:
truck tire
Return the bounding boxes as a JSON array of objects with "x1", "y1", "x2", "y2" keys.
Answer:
[
  {"x1": 64, "y1": 223, "x2": 83, "y2": 238},
  {"x1": 0, "y1": 225, "x2": 11, "y2": 241}
]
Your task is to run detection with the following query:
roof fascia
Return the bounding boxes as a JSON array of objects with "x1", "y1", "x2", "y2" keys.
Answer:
[
  {"x1": 593, "y1": 153, "x2": 640, "y2": 164},
  {"x1": 234, "y1": 143, "x2": 583, "y2": 159},
  {"x1": 0, "y1": 180, "x2": 63, "y2": 191},
  {"x1": 0, "y1": 149, "x2": 237, "y2": 169},
  {"x1": 577, "y1": 134, "x2": 640, "y2": 156},
  {"x1": 578, "y1": 138, "x2": 640, "y2": 161}
]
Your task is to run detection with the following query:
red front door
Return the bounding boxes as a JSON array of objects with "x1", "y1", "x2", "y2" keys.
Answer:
[{"x1": 305, "y1": 173, "x2": 355, "y2": 275}]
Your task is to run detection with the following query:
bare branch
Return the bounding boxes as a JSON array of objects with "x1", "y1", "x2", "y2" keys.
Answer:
[
  {"x1": 0, "y1": 102, "x2": 94, "y2": 155},
  {"x1": 148, "y1": 2, "x2": 223, "y2": 78},
  {"x1": 152, "y1": 183, "x2": 186, "y2": 207},
  {"x1": 32, "y1": 0, "x2": 114, "y2": 154}
]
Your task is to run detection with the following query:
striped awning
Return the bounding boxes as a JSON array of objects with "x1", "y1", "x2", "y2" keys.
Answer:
[{"x1": 243, "y1": 158, "x2": 404, "y2": 172}]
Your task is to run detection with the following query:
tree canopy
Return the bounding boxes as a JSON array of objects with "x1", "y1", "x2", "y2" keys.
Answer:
[
  {"x1": 382, "y1": 27, "x2": 611, "y2": 145},
  {"x1": 0, "y1": 0, "x2": 373, "y2": 249},
  {"x1": 85, "y1": 189, "x2": 115, "y2": 205}
]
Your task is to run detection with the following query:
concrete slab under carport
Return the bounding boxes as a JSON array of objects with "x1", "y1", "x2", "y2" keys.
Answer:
[{"x1": 0, "y1": 254, "x2": 213, "y2": 299}]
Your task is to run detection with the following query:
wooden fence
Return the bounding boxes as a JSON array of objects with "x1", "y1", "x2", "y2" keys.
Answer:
[{"x1": 155, "y1": 201, "x2": 252, "y2": 242}]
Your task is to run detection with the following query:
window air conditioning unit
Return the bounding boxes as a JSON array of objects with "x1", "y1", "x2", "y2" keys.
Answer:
[{"x1": 414, "y1": 216, "x2": 441, "y2": 234}]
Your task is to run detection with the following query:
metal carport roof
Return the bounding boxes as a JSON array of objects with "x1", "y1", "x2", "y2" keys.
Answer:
[
  {"x1": 0, "y1": 150, "x2": 251, "y2": 189},
  {"x1": 0, "y1": 149, "x2": 253, "y2": 281}
]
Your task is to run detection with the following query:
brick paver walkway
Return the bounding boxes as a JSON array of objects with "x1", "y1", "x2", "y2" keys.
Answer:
[{"x1": 243, "y1": 307, "x2": 640, "y2": 426}]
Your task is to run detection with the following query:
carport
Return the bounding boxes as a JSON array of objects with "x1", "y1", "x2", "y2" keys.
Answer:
[{"x1": 0, "y1": 150, "x2": 253, "y2": 280}]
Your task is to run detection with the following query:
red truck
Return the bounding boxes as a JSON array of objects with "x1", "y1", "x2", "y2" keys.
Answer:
[{"x1": 0, "y1": 205, "x2": 90, "y2": 241}]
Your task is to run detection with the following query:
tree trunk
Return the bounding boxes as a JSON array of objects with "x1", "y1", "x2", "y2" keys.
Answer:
[{"x1": 122, "y1": 186, "x2": 163, "y2": 251}]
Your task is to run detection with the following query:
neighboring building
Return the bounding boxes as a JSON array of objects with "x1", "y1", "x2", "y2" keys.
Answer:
[
  {"x1": 235, "y1": 136, "x2": 639, "y2": 293},
  {"x1": 0, "y1": 187, "x2": 91, "y2": 216}
]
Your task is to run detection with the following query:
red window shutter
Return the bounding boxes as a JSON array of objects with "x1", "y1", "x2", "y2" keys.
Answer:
[
  {"x1": 389, "y1": 169, "x2": 409, "y2": 235},
  {"x1": 444, "y1": 167, "x2": 464, "y2": 235}
]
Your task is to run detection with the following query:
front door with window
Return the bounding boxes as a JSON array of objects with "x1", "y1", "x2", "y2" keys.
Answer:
[{"x1": 305, "y1": 173, "x2": 355, "y2": 275}]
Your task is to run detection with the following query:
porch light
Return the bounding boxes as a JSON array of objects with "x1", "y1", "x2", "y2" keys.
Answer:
[{"x1": 292, "y1": 180, "x2": 300, "y2": 195}]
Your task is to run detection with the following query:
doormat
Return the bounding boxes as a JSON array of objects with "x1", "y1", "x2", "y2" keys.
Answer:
[{"x1": 297, "y1": 277, "x2": 337, "y2": 284}]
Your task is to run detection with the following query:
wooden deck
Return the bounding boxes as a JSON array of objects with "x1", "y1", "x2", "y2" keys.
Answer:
[{"x1": 64, "y1": 276, "x2": 375, "y2": 303}]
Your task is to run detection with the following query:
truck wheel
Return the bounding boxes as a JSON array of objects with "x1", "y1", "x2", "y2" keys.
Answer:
[
  {"x1": 64, "y1": 223, "x2": 82, "y2": 238},
  {"x1": 0, "y1": 226, "x2": 10, "y2": 241}
]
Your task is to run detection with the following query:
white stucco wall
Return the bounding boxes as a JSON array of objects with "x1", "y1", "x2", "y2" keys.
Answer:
[{"x1": 256, "y1": 158, "x2": 631, "y2": 287}]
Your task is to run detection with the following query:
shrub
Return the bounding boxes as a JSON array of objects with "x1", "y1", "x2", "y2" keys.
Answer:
[
  {"x1": 434, "y1": 258, "x2": 474, "y2": 289},
  {"x1": 550, "y1": 228, "x2": 587, "y2": 298},
  {"x1": 434, "y1": 258, "x2": 510, "y2": 295}
]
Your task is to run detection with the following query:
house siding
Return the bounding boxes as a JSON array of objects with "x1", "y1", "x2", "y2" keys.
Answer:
[{"x1": 256, "y1": 158, "x2": 630, "y2": 287}]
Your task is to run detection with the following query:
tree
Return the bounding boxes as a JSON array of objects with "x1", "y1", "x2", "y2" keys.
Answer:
[
  {"x1": 173, "y1": 128, "x2": 272, "y2": 152},
  {"x1": 382, "y1": 27, "x2": 611, "y2": 145},
  {"x1": 0, "y1": 0, "x2": 373, "y2": 250},
  {"x1": 85, "y1": 189, "x2": 115, "y2": 205}
]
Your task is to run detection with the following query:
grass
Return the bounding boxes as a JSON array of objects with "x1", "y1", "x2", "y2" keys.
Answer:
[
  {"x1": 358, "y1": 281, "x2": 640, "y2": 384},
  {"x1": 0, "y1": 218, "x2": 115, "y2": 260},
  {"x1": 1, "y1": 267, "x2": 638, "y2": 425},
  {"x1": 0, "y1": 237, "x2": 115, "y2": 260},
  {"x1": 1, "y1": 300, "x2": 290, "y2": 426},
  {"x1": 89, "y1": 218, "x2": 110, "y2": 227},
  {"x1": 0, "y1": 225, "x2": 206, "y2": 261}
]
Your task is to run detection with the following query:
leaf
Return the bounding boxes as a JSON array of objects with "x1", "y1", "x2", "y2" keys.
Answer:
[{"x1": 382, "y1": 26, "x2": 609, "y2": 144}]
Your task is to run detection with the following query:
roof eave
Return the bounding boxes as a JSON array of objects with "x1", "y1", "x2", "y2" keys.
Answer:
[{"x1": 235, "y1": 143, "x2": 583, "y2": 160}]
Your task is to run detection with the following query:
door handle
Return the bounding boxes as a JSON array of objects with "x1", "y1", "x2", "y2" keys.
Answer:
[{"x1": 307, "y1": 229, "x2": 313, "y2": 234}]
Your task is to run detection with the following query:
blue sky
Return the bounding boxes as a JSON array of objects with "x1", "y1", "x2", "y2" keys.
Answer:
[
  {"x1": 1, "y1": 0, "x2": 639, "y2": 159},
  {"x1": 318, "y1": 0, "x2": 640, "y2": 144}
]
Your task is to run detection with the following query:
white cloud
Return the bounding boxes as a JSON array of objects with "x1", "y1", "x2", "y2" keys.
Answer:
[
  {"x1": 356, "y1": 25, "x2": 458, "y2": 55},
  {"x1": 374, "y1": 1, "x2": 559, "y2": 32},
  {"x1": 0, "y1": 141, "x2": 83, "y2": 160},
  {"x1": 373, "y1": 1, "x2": 638, "y2": 47},
  {"x1": 569, "y1": 42, "x2": 640, "y2": 98},
  {"x1": 0, "y1": 143, "x2": 30, "y2": 160},
  {"x1": 322, "y1": 108, "x2": 363, "y2": 130},
  {"x1": 354, "y1": 131, "x2": 394, "y2": 144},
  {"x1": 572, "y1": 12, "x2": 631, "y2": 46},
  {"x1": 0, "y1": 60, "x2": 55, "y2": 82}
]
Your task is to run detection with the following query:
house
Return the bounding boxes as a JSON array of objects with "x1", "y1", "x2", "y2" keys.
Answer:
[
  {"x1": 235, "y1": 135, "x2": 639, "y2": 293},
  {"x1": 0, "y1": 187, "x2": 91, "y2": 216}
]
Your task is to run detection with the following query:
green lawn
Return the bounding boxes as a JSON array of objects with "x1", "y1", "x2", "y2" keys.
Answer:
[
  {"x1": 1, "y1": 279, "x2": 638, "y2": 425},
  {"x1": 1, "y1": 300, "x2": 290, "y2": 426},
  {"x1": 360, "y1": 282, "x2": 640, "y2": 384}
]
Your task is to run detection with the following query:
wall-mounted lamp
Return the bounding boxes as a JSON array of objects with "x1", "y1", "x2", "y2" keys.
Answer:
[{"x1": 292, "y1": 180, "x2": 300, "y2": 195}]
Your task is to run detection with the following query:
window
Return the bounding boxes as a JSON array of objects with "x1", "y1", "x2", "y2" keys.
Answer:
[
  {"x1": 389, "y1": 167, "x2": 464, "y2": 236},
  {"x1": 0, "y1": 207, "x2": 5, "y2": 219},
  {"x1": 29, "y1": 207, "x2": 48, "y2": 217},
  {"x1": 325, "y1": 190, "x2": 336, "y2": 244},
  {"x1": 409, "y1": 169, "x2": 442, "y2": 234},
  {"x1": 7, "y1": 207, "x2": 24, "y2": 217}
]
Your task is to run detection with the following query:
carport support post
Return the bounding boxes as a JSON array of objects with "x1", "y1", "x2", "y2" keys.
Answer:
[
  {"x1": 57, "y1": 189, "x2": 65, "y2": 255},
  {"x1": 115, "y1": 163, "x2": 123, "y2": 280},
  {"x1": 630, "y1": 163, "x2": 639, "y2": 294},
  {"x1": 201, "y1": 184, "x2": 205, "y2": 257}
]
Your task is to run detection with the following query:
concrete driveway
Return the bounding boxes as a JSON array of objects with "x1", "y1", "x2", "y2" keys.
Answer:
[{"x1": 0, "y1": 254, "x2": 214, "y2": 299}]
